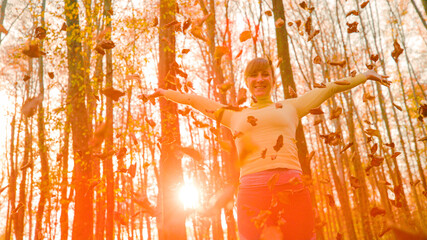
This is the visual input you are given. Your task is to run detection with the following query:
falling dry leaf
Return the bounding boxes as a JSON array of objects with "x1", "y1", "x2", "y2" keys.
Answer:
[
  {"x1": 288, "y1": 86, "x2": 297, "y2": 98},
  {"x1": 313, "y1": 56, "x2": 322, "y2": 64},
  {"x1": 365, "y1": 128, "x2": 381, "y2": 138},
  {"x1": 370, "y1": 206, "x2": 386, "y2": 217},
  {"x1": 235, "y1": 49, "x2": 243, "y2": 59},
  {"x1": 390, "y1": 152, "x2": 401, "y2": 159},
  {"x1": 340, "y1": 142, "x2": 353, "y2": 153},
  {"x1": 190, "y1": 26, "x2": 207, "y2": 42},
  {"x1": 275, "y1": 18, "x2": 285, "y2": 28},
  {"x1": 264, "y1": 10, "x2": 272, "y2": 16},
  {"x1": 391, "y1": 40, "x2": 403, "y2": 62},
  {"x1": 313, "y1": 82, "x2": 326, "y2": 88},
  {"x1": 350, "y1": 70, "x2": 357, "y2": 77},
  {"x1": 22, "y1": 95, "x2": 43, "y2": 117},
  {"x1": 371, "y1": 143, "x2": 378, "y2": 154},
  {"x1": 346, "y1": 10, "x2": 359, "y2": 17},
  {"x1": 309, "y1": 107, "x2": 324, "y2": 115},
  {"x1": 182, "y1": 18, "x2": 192, "y2": 32},
  {"x1": 392, "y1": 103, "x2": 402, "y2": 111},
  {"x1": 23, "y1": 75, "x2": 31, "y2": 81},
  {"x1": 0, "y1": 24, "x2": 8, "y2": 34},
  {"x1": 101, "y1": 87, "x2": 125, "y2": 101},
  {"x1": 48, "y1": 72, "x2": 54, "y2": 79},
  {"x1": 35, "y1": 27, "x2": 46, "y2": 40},
  {"x1": 350, "y1": 176, "x2": 361, "y2": 188},
  {"x1": 239, "y1": 30, "x2": 252, "y2": 42},
  {"x1": 98, "y1": 39, "x2": 115, "y2": 49},
  {"x1": 22, "y1": 42, "x2": 46, "y2": 58},
  {"x1": 361, "y1": 0, "x2": 370, "y2": 8},
  {"x1": 329, "y1": 107, "x2": 342, "y2": 120},
  {"x1": 275, "y1": 103, "x2": 282, "y2": 109},
  {"x1": 182, "y1": 48, "x2": 190, "y2": 54},
  {"x1": 237, "y1": 88, "x2": 247, "y2": 105},
  {"x1": 369, "y1": 154, "x2": 384, "y2": 167},
  {"x1": 60, "y1": 22, "x2": 67, "y2": 31},
  {"x1": 326, "y1": 194, "x2": 335, "y2": 207},
  {"x1": 363, "y1": 92, "x2": 375, "y2": 102},
  {"x1": 370, "y1": 54, "x2": 379, "y2": 62},
  {"x1": 328, "y1": 60, "x2": 346, "y2": 67},
  {"x1": 347, "y1": 22, "x2": 359, "y2": 33},
  {"x1": 307, "y1": 29, "x2": 319, "y2": 41}
]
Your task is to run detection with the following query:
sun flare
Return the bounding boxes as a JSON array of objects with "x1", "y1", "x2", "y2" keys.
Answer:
[{"x1": 179, "y1": 182, "x2": 200, "y2": 210}]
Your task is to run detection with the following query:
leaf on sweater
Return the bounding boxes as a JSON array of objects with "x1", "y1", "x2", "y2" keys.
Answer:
[
  {"x1": 273, "y1": 135, "x2": 283, "y2": 152},
  {"x1": 247, "y1": 116, "x2": 258, "y2": 126}
]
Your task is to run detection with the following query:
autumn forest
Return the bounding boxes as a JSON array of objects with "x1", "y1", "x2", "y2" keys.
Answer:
[{"x1": 0, "y1": 0, "x2": 426, "y2": 239}]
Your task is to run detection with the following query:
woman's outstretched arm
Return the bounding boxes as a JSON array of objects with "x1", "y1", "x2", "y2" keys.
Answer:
[
  {"x1": 149, "y1": 89, "x2": 234, "y2": 126},
  {"x1": 288, "y1": 70, "x2": 389, "y2": 118}
]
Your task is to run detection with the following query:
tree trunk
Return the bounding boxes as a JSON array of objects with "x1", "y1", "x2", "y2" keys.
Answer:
[
  {"x1": 158, "y1": 0, "x2": 186, "y2": 239},
  {"x1": 271, "y1": 0, "x2": 310, "y2": 176},
  {"x1": 104, "y1": 0, "x2": 115, "y2": 239},
  {"x1": 34, "y1": 0, "x2": 50, "y2": 238},
  {"x1": 64, "y1": 0, "x2": 93, "y2": 239}
]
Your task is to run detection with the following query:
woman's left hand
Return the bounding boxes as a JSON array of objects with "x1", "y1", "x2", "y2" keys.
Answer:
[{"x1": 363, "y1": 69, "x2": 391, "y2": 87}]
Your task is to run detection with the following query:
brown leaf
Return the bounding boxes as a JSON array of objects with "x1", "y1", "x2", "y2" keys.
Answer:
[
  {"x1": 370, "y1": 154, "x2": 384, "y2": 167},
  {"x1": 151, "y1": 17, "x2": 159, "y2": 27},
  {"x1": 334, "y1": 80, "x2": 351, "y2": 85},
  {"x1": 328, "y1": 60, "x2": 346, "y2": 67},
  {"x1": 391, "y1": 40, "x2": 403, "y2": 62},
  {"x1": 182, "y1": 48, "x2": 190, "y2": 54},
  {"x1": 313, "y1": 82, "x2": 326, "y2": 88},
  {"x1": 329, "y1": 106, "x2": 342, "y2": 120},
  {"x1": 94, "y1": 45, "x2": 105, "y2": 55},
  {"x1": 247, "y1": 116, "x2": 258, "y2": 126},
  {"x1": 101, "y1": 87, "x2": 125, "y2": 101},
  {"x1": 365, "y1": 128, "x2": 381, "y2": 138},
  {"x1": 370, "y1": 54, "x2": 379, "y2": 62},
  {"x1": 275, "y1": 103, "x2": 283, "y2": 109},
  {"x1": 98, "y1": 39, "x2": 115, "y2": 49},
  {"x1": 264, "y1": 10, "x2": 273, "y2": 16},
  {"x1": 0, "y1": 23, "x2": 8, "y2": 34},
  {"x1": 360, "y1": 0, "x2": 370, "y2": 8},
  {"x1": 288, "y1": 86, "x2": 297, "y2": 98},
  {"x1": 385, "y1": 142, "x2": 395, "y2": 148},
  {"x1": 350, "y1": 70, "x2": 357, "y2": 77},
  {"x1": 287, "y1": 22, "x2": 294, "y2": 27},
  {"x1": 276, "y1": 58, "x2": 282, "y2": 68},
  {"x1": 23, "y1": 75, "x2": 31, "y2": 81},
  {"x1": 304, "y1": 16, "x2": 312, "y2": 35},
  {"x1": 390, "y1": 152, "x2": 401, "y2": 159},
  {"x1": 237, "y1": 88, "x2": 247, "y2": 105},
  {"x1": 370, "y1": 206, "x2": 386, "y2": 217},
  {"x1": 22, "y1": 95, "x2": 43, "y2": 117},
  {"x1": 307, "y1": 29, "x2": 319, "y2": 41},
  {"x1": 363, "y1": 92, "x2": 375, "y2": 102},
  {"x1": 275, "y1": 18, "x2": 285, "y2": 28},
  {"x1": 392, "y1": 102, "x2": 402, "y2": 111},
  {"x1": 313, "y1": 56, "x2": 322, "y2": 64},
  {"x1": 273, "y1": 135, "x2": 283, "y2": 152},
  {"x1": 235, "y1": 49, "x2": 243, "y2": 59},
  {"x1": 309, "y1": 107, "x2": 324, "y2": 115},
  {"x1": 214, "y1": 46, "x2": 229, "y2": 60},
  {"x1": 350, "y1": 176, "x2": 361, "y2": 188},
  {"x1": 35, "y1": 27, "x2": 47, "y2": 40},
  {"x1": 418, "y1": 136, "x2": 427, "y2": 141},
  {"x1": 307, "y1": 151, "x2": 315, "y2": 161},
  {"x1": 371, "y1": 143, "x2": 378, "y2": 154},
  {"x1": 239, "y1": 30, "x2": 252, "y2": 42},
  {"x1": 60, "y1": 22, "x2": 67, "y2": 31},
  {"x1": 326, "y1": 194, "x2": 335, "y2": 207},
  {"x1": 261, "y1": 148, "x2": 267, "y2": 158},
  {"x1": 22, "y1": 42, "x2": 46, "y2": 58},
  {"x1": 346, "y1": 10, "x2": 359, "y2": 17},
  {"x1": 347, "y1": 21, "x2": 359, "y2": 33},
  {"x1": 295, "y1": 20, "x2": 302, "y2": 28},
  {"x1": 190, "y1": 26, "x2": 207, "y2": 42},
  {"x1": 366, "y1": 63, "x2": 374, "y2": 70},
  {"x1": 340, "y1": 142, "x2": 354, "y2": 153},
  {"x1": 48, "y1": 72, "x2": 54, "y2": 79}
]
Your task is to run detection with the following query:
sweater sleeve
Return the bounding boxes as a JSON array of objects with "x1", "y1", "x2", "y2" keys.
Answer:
[
  {"x1": 288, "y1": 74, "x2": 367, "y2": 118},
  {"x1": 162, "y1": 90, "x2": 234, "y2": 127}
]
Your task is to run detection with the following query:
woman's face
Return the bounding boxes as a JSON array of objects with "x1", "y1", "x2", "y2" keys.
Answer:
[{"x1": 246, "y1": 69, "x2": 273, "y2": 99}]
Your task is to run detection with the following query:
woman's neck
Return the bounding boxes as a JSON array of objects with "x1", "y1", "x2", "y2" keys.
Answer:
[{"x1": 250, "y1": 96, "x2": 273, "y2": 109}]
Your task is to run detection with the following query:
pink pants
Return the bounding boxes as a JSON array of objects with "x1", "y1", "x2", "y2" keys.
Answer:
[{"x1": 237, "y1": 169, "x2": 315, "y2": 240}]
